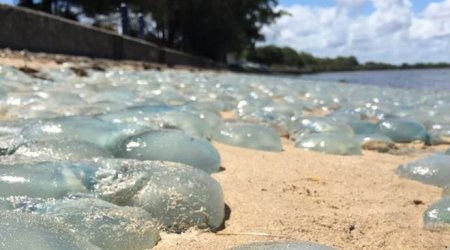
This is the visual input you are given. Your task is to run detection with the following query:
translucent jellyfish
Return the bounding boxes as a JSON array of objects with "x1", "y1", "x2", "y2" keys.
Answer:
[
  {"x1": 14, "y1": 140, "x2": 113, "y2": 160},
  {"x1": 355, "y1": 133, "x2": 393, "y2": 144},
  {"x1": 142, "y1": 109, "x2": 215, "y2": 137},
  {"x1": 4, "y1": 90, "x2": 86, "y2": 118},
  {"x1": 0, "y1": 134, "x2": 21, "y2": 156},
  {"x1": 349, "y1": 120, "x2": 379, "y2": 135},
  {"x1": 295, "y1": 133, "x2": 362, "y2": 155},
  {"x1": 213, "y1": 122, "x2": 282, "y2": 152},
  {"x1": 0, "y1": 211, "x2": 99, "y2": 250},
  {"x1": 20, "y1": 116, "x2": 145, "y2": 152},
  {"x1": 34, "y1": 90, "x2": 86, "y2": 107},
  {"x1": 0, "y1": 120, "x2": 24, "y2": 137},
  {"x1": 426, "y1": 123, "x2": 450, "y2": 145},
  {"x1": 356, "y1": 133, "x2": 396, "y2": 153},
  {"x1": 426, "y1": 131, "x2": 449, "y2": 146},
  {"x1": 396, "y1": 154, "x2": 450, "y2": 187},
  {"x1": 443, "y1": 186, "x2": 450, "y2": 197},
  {"x1": 100, "y1": 106, "x2": 213, "y2": 137},
  {"x1": 86, "y1": 88, "x2": 138, "y2": 104},
  {"x1": 95, "y1": 159, "x2": 225, "y2": 232},
  {"x1": 423, "y1": 197, "x2": 450, "y2": 230},
  {"x1": 229, "y1": 241, "x2": 336, "y2": 250},
  {"x1": 98, "y1": 105, "x2": 171, "y2": 125},
  {"x1": 38, "y1": 198, "x2": 160, "y2": 250},
  {"x1": 0, "y1": 196, "x2": 49, "y2": 212},
  {"x1": 9, "y1": 107, "x2": 61, "y2": 120},
  {"x1": 235, "y1": 98, "x2": 296, "y2": 130},
  {"x1": 0, "y1": 199, "x2": 13, "y2": 210},
  {"x1": 116, "y1": 129, "x2": 220, "y2": 173},
  {"x1": 289, "y1": 116, "x2": 354, "y2": 141},
  {"x1": 0, "y1": 161, "x2": 97, "y2": 198},
  {"x1": 179, "y1": 104, "x2": 224, "y2": 131},
  {"x1": 378, "y1": 119, "x2": 427, "y2": 143},
  {"x1": 79, "y1": 101, "x2": 128, "y2": 116}
]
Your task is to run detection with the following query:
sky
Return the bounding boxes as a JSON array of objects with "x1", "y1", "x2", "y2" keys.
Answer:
[
  {"x1": 268, "y1": 0, "x2": 450, "y2": 64},
  {"x1": 2, "y1": 0, "x2": 449, "y2": 64}
]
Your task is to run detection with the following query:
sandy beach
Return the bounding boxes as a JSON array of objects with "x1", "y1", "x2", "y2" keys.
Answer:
[
  {"x1": 153, "y1": 140, "x2": 450, "y2": 250},
  {"x1": 1, "y1": 51, "x2": 449, "y2": 250}
]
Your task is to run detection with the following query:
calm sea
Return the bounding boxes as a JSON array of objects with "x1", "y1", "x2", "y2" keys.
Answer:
[{"x1": 300, "y1": 68, "x2": 450, "y2": 91}]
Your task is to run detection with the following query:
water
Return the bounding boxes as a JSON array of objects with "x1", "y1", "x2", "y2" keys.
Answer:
[{"x1": 302, "y1": 68, "x2": 450, "y2": 91}]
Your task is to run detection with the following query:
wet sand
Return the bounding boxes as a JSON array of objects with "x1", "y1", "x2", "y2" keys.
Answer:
[{"x1": 1, "y1": 50, "x2": 450, "y2": 249}]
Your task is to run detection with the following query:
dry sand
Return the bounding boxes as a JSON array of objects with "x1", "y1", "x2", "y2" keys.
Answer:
[
  {"x1": 1, "y1": 50, "x2": 450, "y2": 249},
  {"x1": 154, "y1": 140, "x2": 450, "y2": 250}
]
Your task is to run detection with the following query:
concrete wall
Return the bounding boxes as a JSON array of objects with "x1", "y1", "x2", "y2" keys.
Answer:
[
  {"x1": 0, "y1": 4, "x2": 219, "y2": 68},
  {"x1": 163, "y1": 47, "x2": 216, "y2": 67}
]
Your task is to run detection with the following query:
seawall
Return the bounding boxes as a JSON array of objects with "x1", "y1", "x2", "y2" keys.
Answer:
[{"x1": 0, "y1": 4, "x2": 220, "y2": 68}]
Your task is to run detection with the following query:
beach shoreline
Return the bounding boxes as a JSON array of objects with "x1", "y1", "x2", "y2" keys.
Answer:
[{"x1": 1, "y1": 50, "x2": 449, "y2": 250}]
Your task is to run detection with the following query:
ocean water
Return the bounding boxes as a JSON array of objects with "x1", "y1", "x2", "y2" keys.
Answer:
[{"x1": 301, "y1": 68, "x2": 450, "y2": 91}]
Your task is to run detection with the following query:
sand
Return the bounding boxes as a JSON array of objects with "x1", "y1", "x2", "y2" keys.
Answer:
[
  {"x1": 153, "y1": 140, "x2": 450, "y2": 250},
  {"x1": 1, "y1": 50, "x2": 450, "y2": 249}
]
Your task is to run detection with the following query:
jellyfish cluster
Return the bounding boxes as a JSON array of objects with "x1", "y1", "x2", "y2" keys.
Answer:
[
  {"x1": 397, "y1": 152, "x2": 450, "y2": 230},
  {"x1": 1, "y1": 63, "x2": 450, "y2": 248}
]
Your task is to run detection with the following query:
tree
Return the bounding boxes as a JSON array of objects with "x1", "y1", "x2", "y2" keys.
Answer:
[
  {"x1": 280, "y1": 47, "x2": 301, "y2": 66},
  {"x1": 17, "y1": 0, "x2": 34, "y2": 8},
  {"x1": 297, "y1": 52, "x2": 317, "y2": 66},
  {"x1": 247, "y1": 45, "x2": 283, "y2": 66},
  {"x1": 16, "y1": 0, "x2": 285, "y2": 62},
  {"x1": 18, "y1": 0, "x2": 60, "y2": 15},
  {"x1": 136, "y1": 0, "x2": 285, "y2": 61},
  {"x1": 18, "y1": 0, "x2": 136, "y2": 18}
]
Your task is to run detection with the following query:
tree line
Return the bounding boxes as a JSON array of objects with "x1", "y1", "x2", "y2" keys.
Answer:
[
  {"x1": 14, "y1": 1, "x2": 450, "y2": 72},
  {"x1": 16, "y1": 0, "x2": 285, "y2": 62},
  {"x1": 246, "y1": 45, "x2": 450, "y2": 73}
]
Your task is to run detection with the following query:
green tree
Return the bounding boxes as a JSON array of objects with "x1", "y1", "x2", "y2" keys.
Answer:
[
  {"x1": 297, "y1": 51, "x2": 317, "y2": 66},
  {"x1": 17, "y1": 0, "x2": 34, "y2": 8},
  {"x1": 17, "y1": 0, "x2": 138, "y2": 18},
  {"x1": 16, "y1": 0, "x2": 285, "y2": 62},
  {"x1": 247, "y1": 45, "x2": 283, "y2": 66},
  {"x1": 280, "y1": 47, "x2": 301, "y2": 66},
  {"x1": 137, "y1": 0, "x2": 284, "y2": 61}
]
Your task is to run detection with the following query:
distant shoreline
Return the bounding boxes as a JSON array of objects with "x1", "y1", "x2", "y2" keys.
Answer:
[
  {"x1": 266, "y1": 65, "x2": 450, "y2": 76},
  {"x1": 2, "y1": 48, "x2": 449, "y2": 79}
]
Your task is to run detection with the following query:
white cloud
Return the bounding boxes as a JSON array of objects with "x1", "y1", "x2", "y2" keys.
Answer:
[
  {"x1": 410, "y1": 0, "x2": 450, "y2": 40},
  {"x1": 262, "y1": 0, "x2": 450, "y2": 64}
]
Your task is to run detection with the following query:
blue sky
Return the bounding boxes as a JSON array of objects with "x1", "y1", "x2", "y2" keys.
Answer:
[
  {"x1": 279, "y1": 0, "x2": 431, "y2": 13},
  {"x1": 2, "y1": 0, "x2": 449, "y2": 63},
  {"x1": 264, "y1": 0, "x2": 450, "y2": 64}
]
